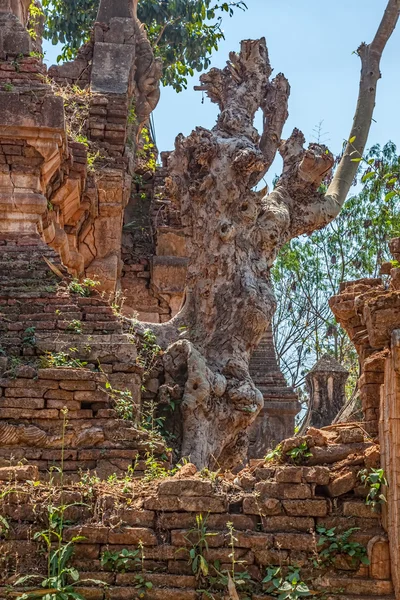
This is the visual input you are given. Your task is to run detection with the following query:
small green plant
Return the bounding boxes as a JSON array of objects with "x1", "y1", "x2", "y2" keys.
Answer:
[
  {"x1": 196, "y1": 521, "x2": 253, "y2": 599},
  {"x1": 127, "y1": 100, "x2": 137, "y2": 125},
  {"x1": 285, "y1": 441, "x2": 312, "y2": 465},
  {"x1": 315, "y1": 526, "x2": 369, "y2": 568},
  {"x1": 29, "y1": 50, "x2": 45, "y2": 59},
  {"x1": 3, "y1": 83, "x2": 14, "y2": 92},
  {"x1": 0, "y1": 487, "x2": 16, "y2": 539},
  {"x1": 265, "y1": 444, "x2": 282, "y2": 462},
  {"x1": 22, "y1": 326, "x2": 36, "y2": 346},
  {"x1": 182, "y1": 514, "x2": 215, "y2": 579},
  {"x1": 68, "y1": 277, "x2": 100, "y2": 297},
  {"x1": 66, "y1": 319, "x2": 83, "y2": 334},
  {"x1": 262, "y1": 566, "x2": 312, "y2": 599},
  {"x1": 198, "y1": 467, "x2": 221, "y2": 482},
  {"x1": 39, "y1": 349, "x2": 87, "y2": 369},
  {"x1": 137, "y1": 127, "x2": 157, "y2": 172},
  {"x1": 78, "y1": 470, "x2": 100, "y2": 496},
  {"x1": 102, "y1": 543, "x2": 152, "y2": 597},
  {"x1": 101, "y1": 548, "x2": 141, "y2": 573},
  {"x1": 359, "y1": 467, "x2": 388, "y2": 511},
  {"x1": 104, "y1": 381, "x2": 135, "y2": 420},
  {"x1": 140, "y1": 398, "x2": 165, "y2": 437},
  {"x1": 87, "y1": 149, "x2": 103, "y2": 173},
  {"x1": 142, "y1": 452, "x2": 169, "y2": 482},
  {"x1": 27, "y1": 0, "x2": 44, "y2": 40},
  {"x1": 137, "y1": 328, "x2": 162, "y2": 372}
]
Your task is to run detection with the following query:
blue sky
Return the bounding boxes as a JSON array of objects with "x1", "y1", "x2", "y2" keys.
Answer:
[{"x1": 43, "y1": 0, "x2": 400, "y2": 176}]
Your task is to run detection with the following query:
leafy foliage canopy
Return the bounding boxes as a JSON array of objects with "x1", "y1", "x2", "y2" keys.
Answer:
[{"x1": 41, "y1": 0, "x2": 247, "y2": 92}]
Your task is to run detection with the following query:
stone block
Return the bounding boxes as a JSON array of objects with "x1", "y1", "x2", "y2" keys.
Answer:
[
  {"x1": 368, "y1": 537, "x2": 391, "y2": 580},
  {"x1": 327, "y1": 470, "x2": 357, "y2": 497},
  {"x1": 235, "y1": 532, "x2": 273, "y2": 549},
  {"x1": 281, "y1": 483, "x2": 312, "y2": 499},
  {"x1": 108, "y1": 527, "x2": 157, "y2": 546},
  {"x1": 282, "y1": 499, "x2": 328, "y2": 517},
  {"x1": 0, "y1": 397, "x2": 44, "y2": 409},
  {"x1": 108, "y1": 588, "x2": 196, "y2": 600},
  {"x1": 343, "y1": 501, "x2": 380, "y2": 519},
  {"x1": 157, "y1": 478, "x2": 213, "y2": 497},
  {"x1": 303, "y1": 466, "x2": 330, "y2": 485},
  {"x1": 91, "y1": 43, "x2": 135, "y2": 95},
  {"x1": 38, "y1": 368, "x2": 99, "y2": 380},
  {"x1": 46, "y1": 399, "x2": 81, "y2": 410},
  {"x1": 262, "y1": 516, "x2": 314, "y2": 532},
  {"x1": 0, "y1": 93, "x2": 64, "y2": 130},
  {"x1": 44, "y1": 389, "x2": 74, "y2": 400},
  {"x1": 275, "y1": 466, "x2": 303, "y2": 483},
  {"x1": 116, "y1": 509, "x2": 155, "y2": 528},
  {"x1": 5, "y1": 387, "x2": 45, "y2": 397},
  {"x1": 171, "y1": 529, "x2": 224, "y2": 548},
  {"x1": 253, "y1": 548, "x2": 289, "y2": 565},
  {"x1": 243, "y1": 496, "x2": 282, "y2": 516},
  {"x1": 0, "y1": 408, "x2": 59, "y2": 419},
  {"x1": 0, "y1": 464, "x2": 38, "y2": 481},
  {"x1": 96, "y1": 0, "x2": 134, "y2": 21},
  {"x1": 64, "y1": 525, "x2": 109, "y2": 543},
  {"x1": 152, "y1": 256, "x2": 189, "y2": 294},
  {"x1": 273, "y1": 532, "x2": 314, "y2": 551},
  {"x1": 254, "y1": 481, "x2": 282, "y2": 498}
]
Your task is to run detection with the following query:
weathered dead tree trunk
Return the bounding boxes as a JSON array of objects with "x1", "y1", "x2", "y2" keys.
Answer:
[{"x1": 148, "y1": 1, "x2": 399, "y2": 469}]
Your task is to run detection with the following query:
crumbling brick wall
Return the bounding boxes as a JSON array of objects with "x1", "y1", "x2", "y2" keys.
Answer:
[{"x1": 0, "y1": 429, "x2": 393, "y2": 600}]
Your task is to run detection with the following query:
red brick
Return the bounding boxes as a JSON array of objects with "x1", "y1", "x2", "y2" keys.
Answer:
[
  {"x1": 5, "y1": 387, "x2": 45, "y2": 398},
  {"x1": 243, "y1": 496, "x2": 282, "y2": 516},
  {"x1": 343, "y1": 501, "x2": 380, "y2": 519},
  {"x1": 0, "y1": 397, "x2": 44, "y2": 409},
  {"x1": 44, "y1": 389, "x2": 74, "y2": 400},
  {"x1": 0, "y1": 408, "x2": 59, "y2": 419},
  {"x1": 108, "y1": 527, "x2": 157, "y2": 546},
  {"x1": 273, "y1": 532, "x2": 314, "y2": 551},
  {"x1": 275, "y1": 466, "x2": 303, "y2": 483},
  {"x1": 38, "y1": 368, "x2": 98, "y2": 380},
  {"x1": 235, "y1": 532, "x2": 273, "y2": 549},
  {"x1": 262, "y1": 516, "x2": 314, "y2": 532},
  {"x1": 46, "y1": 399, "x2": 81, "y2": 410},
  {"x1": 282, "y1": 500, "x2": 328, "y2": 517},
  {"x1": 60, "y1": 380, "x2": 97, "y2": 391},
  {"x1": 171, "y1": 529, "x2": 224, "y2": 548},
  {"x1": 64, "y1": 525, "x2": 109, "y2": 543},
  {"x1": 157, "y1": 478, "x2": 213, "y2": 497}
]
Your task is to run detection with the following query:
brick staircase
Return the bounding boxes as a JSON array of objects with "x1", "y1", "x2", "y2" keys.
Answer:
[{"x1": 0, "y1": 234, "x2": 166, "y2": 478}]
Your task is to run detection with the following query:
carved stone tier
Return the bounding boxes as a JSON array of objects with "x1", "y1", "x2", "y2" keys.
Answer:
[
  {"x1": 248, "y1": 326, "x2": 300, "y2": 457},
  {"x1": 0, "y1": 94, "x2": 65, "y2": 235}
]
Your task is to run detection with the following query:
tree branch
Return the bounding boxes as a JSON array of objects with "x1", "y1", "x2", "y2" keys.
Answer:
[
  {"x1": 323, "y1": 0, "x2": 400, "y2": 218},
  {"x1": 259, "y1": 73, "x2": 290, "y2": 175}
]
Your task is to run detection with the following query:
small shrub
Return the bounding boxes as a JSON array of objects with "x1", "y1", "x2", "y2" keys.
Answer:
[
  {"x1": 286, "y1": 441, "x2": 312, "y2": 465},
  {"x1": 66, "y1": 319, "x2": 83, "y2": 334},
  {"x1": 359, "y1": 467, "x2": 388, "y2": 511},
  {"x1": 68, "y1": 277, "x2": 100, "y2": 297},
  {"x1": 315, "y1": 526, "x2": 369, "y2": 568},
  {"x1": 104, "y1": 381, "x2": 135, "y2": 420},
  {"x1": 265, "y1": 444, "x2": 282, "y2": 462},
  {"x1": 39, "y1": 349, "x2": 87, "y2": 369},
  {"x1": 101, "y1": 548, "x2": 141, "y2": 573},
  {"x1": 22, "y1": 327, "x2": 36, "y2": 346},
  {"x1": 262, "y1": 566, "x2": 312, "y2": 599}
]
